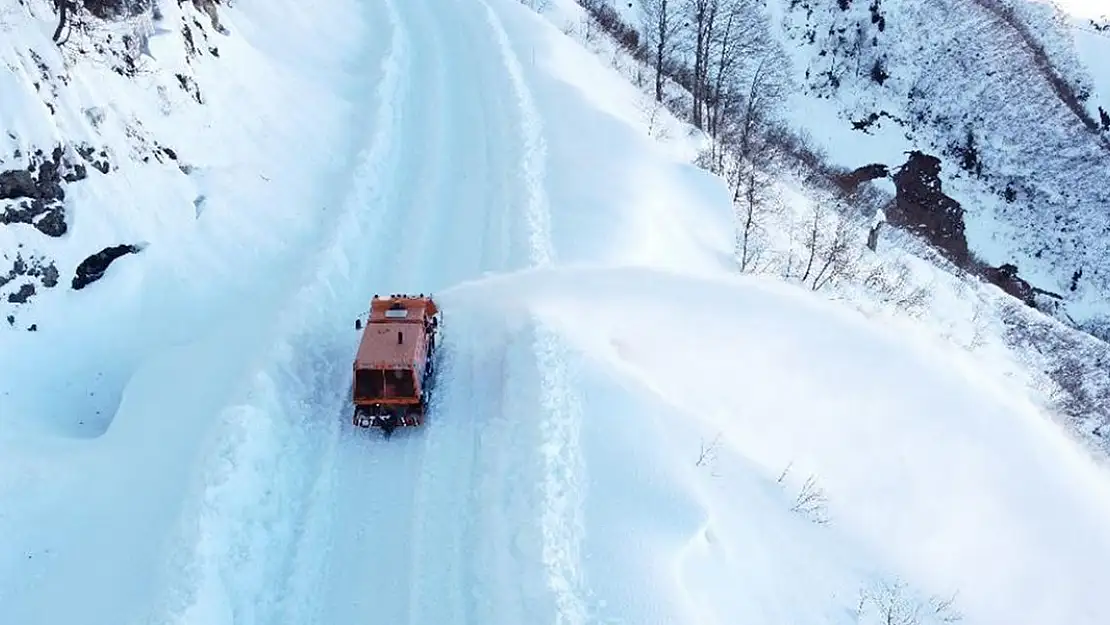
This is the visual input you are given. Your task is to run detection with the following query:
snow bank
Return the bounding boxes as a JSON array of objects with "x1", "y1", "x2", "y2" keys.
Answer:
[
  {"x1": 0, "y1": 0, "x2": 370, "y2": 622},
  {"x1": 498, "y1": 0, "x2": 735, "y2": 274},
  {"x1": 0, "y1": 0, "x2": 363, "y2": 437},
  {"x1": 441, "y1": 263, "x2": 1110, "y2": 625}
]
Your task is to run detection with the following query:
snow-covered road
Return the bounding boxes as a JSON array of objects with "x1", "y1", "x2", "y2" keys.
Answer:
[
  {"x1": 275, "y1": 0, "x2": 584, "y2": 623},
  {"x1": 154, "y1": 0, "x2": 587, "y2": 623},
  {"x1": 6, "y1": 1, "x2": 1110, "y2": 625}
]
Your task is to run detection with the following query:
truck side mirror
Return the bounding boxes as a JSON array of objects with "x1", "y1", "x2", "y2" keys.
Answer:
[{"x1": 355, "y1": 319, "x2": 362, "y2": 330}]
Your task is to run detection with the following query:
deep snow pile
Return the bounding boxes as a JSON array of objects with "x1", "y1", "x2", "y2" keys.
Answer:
[{"x1": 441, "y1": 263, "x2": 1110, "y2": 625}]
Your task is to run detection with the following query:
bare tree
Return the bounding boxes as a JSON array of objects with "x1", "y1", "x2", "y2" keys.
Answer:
[
  {"x1": 711, "y1": 48, "x2": 789, "y2": 274},
  {"x1": 735, "y1": 160, "x2": 774, "y2": 272},
  {"x1": 808, "y1": 213, "x2": 857, "y2": 291},
  {"x1": 52, "y1": 0, "x2": 77, "y2": 42},
  {"x1": 860, "y1": 258, "x2": 934, "y2": 317},
  {"x1": 641, "y1": 0, "x2": 685, "y2": 104},
  {"x1": 799, "y1": 201, "x2": 823, "y2": 284},
  {"x1": 705, "y1": 1, "x2": 738, "y2": 140},
  {"x1": 705, "y1": 0, "x2": 765, "y2": 152},
  {"x1": 735, "y1": 53, "x2": 786, "y2": 168},
  {"x1": 790, "y1": 474, "x2": 829, "y2": 524},
  {"x1": 685, "y1": 0, "x2": 721, "y2": 129}
]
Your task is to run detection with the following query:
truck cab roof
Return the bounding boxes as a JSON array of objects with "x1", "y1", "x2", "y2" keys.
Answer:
[{"x1": 354, "y1": 295, "x2": 439, "y2": 369}]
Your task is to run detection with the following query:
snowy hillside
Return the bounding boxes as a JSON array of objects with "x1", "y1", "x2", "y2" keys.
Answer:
[
  {"x1": 0, "y1": 0, "x2": 360, "y2": 335},
  {"x1": 771, "y1": 0, "x2": 1110, "y2": 326},
  {"x1": 763, "y1": 0, "x2": 1110, "y2": 445},
  {"x1": 567, "y1": 0, "x2": 1110, "y2": 448},
  {"x1": 5, "y1": 1, "x2": 1110, "y2": 625},
  {"x1": 444, "y1": 262, "x2": 1110, "y2": 625},
  {"x1": 1, "y1": 0, "x2": 366, "y2": 431}
]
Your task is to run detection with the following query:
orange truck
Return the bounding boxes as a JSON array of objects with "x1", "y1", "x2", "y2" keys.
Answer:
[{"x1": 351, "y1": 293, "x2": 441, "y2": 436}]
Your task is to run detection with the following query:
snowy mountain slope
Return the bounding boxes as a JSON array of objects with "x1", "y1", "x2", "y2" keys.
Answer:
[
  {"x1": 760, "y1": 0, "x2": 1110, "y2": 447},
  {"x1": 768, "y1": 0, "x2": 1110, "y2": 327},
  {"x1": 0, "y1": 0, "x2": 362, "y2": 327},
  {"x1": 575, "y1": 0, "x2": 1110, "y2": 451},
  {"x1": 0, "y1": 0, "x2": 365, "y2": 436},
  {"x1": 1, "y1": 0, "x2": 373, "y2": 620},
  {"x1": 4, "y1": 2, "x2": 1110, "y2": 625}
]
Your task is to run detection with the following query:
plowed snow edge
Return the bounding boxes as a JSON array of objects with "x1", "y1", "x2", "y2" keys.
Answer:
[{"x1": 479, "y1": 2, "x2": 589, "y2": 623}]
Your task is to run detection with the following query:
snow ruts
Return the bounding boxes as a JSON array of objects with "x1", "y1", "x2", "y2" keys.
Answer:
[
  {"x1": 147, "y1": 0, "x2": 412, "y2": 622},
  {"x1": 478, "y1": 1, "x2": 590, "y2": 624},
  {"x1": 157, "y1": 0, "x2": 591, "y2": 622}
]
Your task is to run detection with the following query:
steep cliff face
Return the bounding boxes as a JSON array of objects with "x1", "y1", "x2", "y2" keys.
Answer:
[{"x1": 771, "y1": 0, "x2": 1110, "y2": 329}]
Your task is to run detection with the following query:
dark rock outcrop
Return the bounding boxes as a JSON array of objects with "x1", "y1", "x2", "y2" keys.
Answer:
[
  {"x1": 1, "y1": 252, "x2": 59, "y2": 291},
  {"x1": 7, "y1": 283, "x2": 35, "y2": 304},
  {"x1": 883, "y1": 151, "x2": 1060, "y2": 311},
  {"x1": 887, "y1": 151, "x2": 969, "y2": 264},
  {"x1": 835, "y1": 163, "x2": 889, "y2": 194},
  {"x1": 0, "y1": 170, "x2": 38, "y2": 199},
  {"x1": 0, "y1": 144, "x2": 96, "y2": 237},
  {"x1": 1, "y1": 251, "x2": 59, "y2": 323},
  {"x1": 0, "y1": 201, "x2": 67, "y2": 237},
  {"x1": 72, "y1": 244, "x2": 143, "y2": 290},
  {"x1": 81, "y1": 0, "x2": 153, "y2": 20},
  {"x1": 982, "y1": 263, "x2": 1034, "y2": 306}
]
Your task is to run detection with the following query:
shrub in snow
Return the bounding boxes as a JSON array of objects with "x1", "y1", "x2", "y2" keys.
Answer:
[{"x1": 854, "y1": 577, "x2": 963, "y2": 625}]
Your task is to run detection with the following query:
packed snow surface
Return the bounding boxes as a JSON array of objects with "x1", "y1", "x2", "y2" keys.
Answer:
[
  {"x1": 1044, "y1": 0, "x2": 1110, "y2": 20},
  {"x1": 4, "y1": 0, "x2": 1110, "y2": 625}
]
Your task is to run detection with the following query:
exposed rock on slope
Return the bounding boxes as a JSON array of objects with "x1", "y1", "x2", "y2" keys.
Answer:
[
  {"x1": 779, "y1": 0, "x2": 1110, "y2": 327},
  {"x1": 0, "y1": 144, "x2": 109, "y2": 237},
  {"x1": 0, "y1": 0, "x2": 226, "y2": 328},
  {"x1": 886, "y1": 151, "x2": 968, "y2": 265},
  {"x1": 71, "y1": 243, "x2": 143, "y2": 290}
]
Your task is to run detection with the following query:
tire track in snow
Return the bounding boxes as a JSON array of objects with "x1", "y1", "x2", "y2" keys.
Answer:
[
  {"x1": 148, "y1": 0, "x2": 414, "y2": 623},
  {"x1": 399, "y1": 2, "x2": 538, "y2": 624},
  {"x1": 287, "y1": 0, "x2": 520, "y2": 623},
  {"x1": 476, "y1": 3, "x2": 589, "y2": 624},
  {"x1": 269, "y1": 0, "x2": 413, "y2": 616},
  {"x1": 478, "y1": 1, "x2": 553, "y2": 269},
  {"x1": 373, "y1": 2, "x2": 480, "y2": 625},
  {"x1": 275, "y1": 0, "x2": 424, "y2": 620}
]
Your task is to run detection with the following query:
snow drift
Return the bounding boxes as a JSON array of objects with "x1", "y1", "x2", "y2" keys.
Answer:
[{"x1": 443, "y1": 262, "x2": 1110, "y2": 625}]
